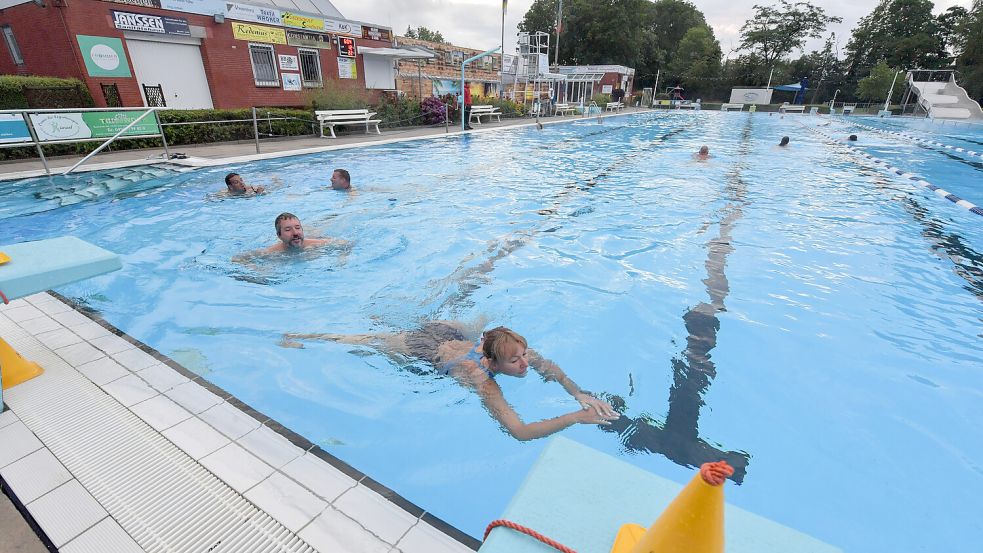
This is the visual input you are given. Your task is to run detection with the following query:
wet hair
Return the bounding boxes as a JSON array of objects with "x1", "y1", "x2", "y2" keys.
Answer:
[
  {"x1": 848, "y1": 134, "x2": 858, "y2": 141},
  {"x1": 482, "y1": 327, "x2": 528, "y2": 363},
  {"x1": 225, "y1": 173, "x2": 240, "y2": 186},
  {"x1": 274, "y1": 212, "x2": 299, "y2": 235},
  {"x1": 333, "y1": 168, "x2": 350, "y2": 184},
  {"x1": 779, "y1": 136, "x2": 790, "y2": 146},
  {"x1": 699, "y1": 145, "x2": 709, "y2": 155}
]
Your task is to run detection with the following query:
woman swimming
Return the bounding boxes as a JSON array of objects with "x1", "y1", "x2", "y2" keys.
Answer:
[{"x1": 280, "y1": 324, "x2": 619, "y2": 441}]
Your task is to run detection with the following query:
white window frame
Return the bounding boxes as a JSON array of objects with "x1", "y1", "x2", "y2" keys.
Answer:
[
  {"x1": 297, "y1": 47, "x2": 322, "y2": 88},
  {"x1": 248, "y1": 43, "x2": 279, "y2": 87},
  {"x1": 2, "y1": 26, "x2": 24, "y2": 65}
]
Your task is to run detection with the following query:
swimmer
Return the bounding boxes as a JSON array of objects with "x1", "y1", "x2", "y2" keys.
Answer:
[
  {"x1": 847, "y1": 134, "x2": 858, "y2": 141},
  {"x1": 233, "y1": 212, "x2": 349, "y2": 262},
  {"x1": 280, "y1": 325, "x2": 619, "y2": 441},
  {"x1": 778, "y1": 136, "x2": 790, "y2": 147},
  {"x1": 692, "y1": 145, "x2": 711, "y2": 160},
  {"x1": 330, "y1": 168, "x2": 351, "y2": 190},
  {"x1": 224, "y1": 173, "x2": 265, "y2": 196}
]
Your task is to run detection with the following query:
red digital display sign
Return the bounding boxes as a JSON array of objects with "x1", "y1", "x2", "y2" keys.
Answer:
[{"x1": 338, "y1": 37, "x2": 356, "y2": 58}]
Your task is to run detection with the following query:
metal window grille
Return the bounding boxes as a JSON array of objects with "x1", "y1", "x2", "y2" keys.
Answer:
[
  {"x1": 143, "y1": 83, "x2": 166, "y2": 107},
  {"x1": 248, "y1": 43, "x2": 279, "y2": 87},
  {"x1": 101, "y1": 83, "x2": 123, "y2": 107},
  {"x1": 298, "y1": 48, "x2": 322, "y2": 88},
  {"x1": 2, "y1": 26, "x2": 23, "y2": 65}
]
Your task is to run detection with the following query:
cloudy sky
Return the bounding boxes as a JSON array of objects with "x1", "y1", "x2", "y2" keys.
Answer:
[{"x1": 332, "y1": 0, "x2": 971, "y2": 60}]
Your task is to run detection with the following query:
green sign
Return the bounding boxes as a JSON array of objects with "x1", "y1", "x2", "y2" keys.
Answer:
[
  {"x1": 76, "y1": 35, "x2": 132, "y2": 77},
  {"x1": 30, "y1": 111, "x2": 160, "y2": 142}
]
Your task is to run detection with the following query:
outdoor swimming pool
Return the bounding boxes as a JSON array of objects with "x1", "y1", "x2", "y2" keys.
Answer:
[{"x1": 3, "y1": 111, "x2": 981, "y2": 552}]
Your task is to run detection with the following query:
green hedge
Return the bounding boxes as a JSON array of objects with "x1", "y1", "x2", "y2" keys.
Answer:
[{"x1": 0, "y1": 75, "x2": 94, "y2": 109}]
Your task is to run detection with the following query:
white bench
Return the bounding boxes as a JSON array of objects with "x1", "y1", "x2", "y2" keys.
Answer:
[
  {"x1": 779, "y1": 103, "x2": 805, "y2": 113},
  {"x1": 469, "y1": 105, "x2": 501, "y2": 124},
  {"x1": 554, "y1": 103, "x2": 578, "y2": 116},
  {"x1": 842, "y1": 104, "x2": 857, "y2": 115},
  {"x1": 605, "y1": 101, "x2": 624, "y2": 111},
  {"x1": 721, "y1": 103, "x2": 744, "y2": 111},
  {"x1": 676, "y1": 101, "x2": 700, "y2": 110},
  {"x1": 315, "y1": 109, "x2": 381, "y2": 138}
]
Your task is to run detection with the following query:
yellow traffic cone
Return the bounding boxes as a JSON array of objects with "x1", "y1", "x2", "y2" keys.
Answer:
[
  {"x1": 1, "y1": 338, "x2": 43, "y2": 389},
  {"x1": 610, "y1": 461, "x2": 733, "y2": 553}
]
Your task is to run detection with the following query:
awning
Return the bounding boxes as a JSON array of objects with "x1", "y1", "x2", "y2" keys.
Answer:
[
  {"x1": 563, "y1": 72, "x2": 604, "y2": 82},
  {"x1": 358, "y1": 47, "x2": 434, "y2": 60},
  {"x1": 773, "y1": 83, "x2": 805, "y2": 91}
]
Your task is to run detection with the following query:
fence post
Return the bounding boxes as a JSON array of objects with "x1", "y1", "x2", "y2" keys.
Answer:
[{"x1": 252, "y1": 107, "x2": 260, "y2": 154}]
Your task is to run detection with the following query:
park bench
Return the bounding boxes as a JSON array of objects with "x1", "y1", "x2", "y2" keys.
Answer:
[
  {"x1": 605, "y1": 101, "x2": 624, "y2": 111},
  {"x1": 842, "y1": 103, "x2": 857, "y2": 115},
  {"x1": 779, "y1": 102, "x2": 806, "y2": 114},
  {"x1": 720, "y1": 103, "x2": 744, "y2": 111},
  {"x1": 554, "y1": 103, "x2": 578, "y2": 116},
  {"x1": 469, "y1": 105, "x2": 502, "y2": 125},
  {"x1": 315, "y1": 109, "x2": 381, "y2": 139}
]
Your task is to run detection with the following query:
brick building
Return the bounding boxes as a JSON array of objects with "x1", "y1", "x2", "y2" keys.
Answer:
[
  {"x1": 392, "y1": 36, "x2": 502, "y2": 100},
  {"x1": 0, "y1": 0, "x2": 394, "y2": 108}
]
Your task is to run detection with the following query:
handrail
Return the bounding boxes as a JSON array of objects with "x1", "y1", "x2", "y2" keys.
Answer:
[
  {"x1": 64, "y1": 108, "x2": 162, "y2": 175},
  {"x1": 460, "y1": 46, "x2": 502, "y2": 131}
]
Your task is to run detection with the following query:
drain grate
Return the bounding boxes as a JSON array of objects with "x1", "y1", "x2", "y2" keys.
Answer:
[{"x1": 1, "y1": 318, "x2": 316, "y2": 553}]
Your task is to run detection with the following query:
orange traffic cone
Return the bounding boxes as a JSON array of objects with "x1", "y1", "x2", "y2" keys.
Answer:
[{"x1": 610, "y1": 461, "x2": 733, "y2": 553}]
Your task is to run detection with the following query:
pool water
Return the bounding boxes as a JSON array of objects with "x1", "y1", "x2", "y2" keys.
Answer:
[{"x1": 3, "y1": 112, "x2": 981, "y2": 552}]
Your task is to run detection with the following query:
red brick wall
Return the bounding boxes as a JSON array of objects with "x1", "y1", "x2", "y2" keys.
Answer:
[{"x1": 0, "y1": 0, "x2": 391, "y2": 108}]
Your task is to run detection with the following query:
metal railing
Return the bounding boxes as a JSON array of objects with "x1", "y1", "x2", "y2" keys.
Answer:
[{"x1": 0, "y1": 107, "x2": 169, "y2": 176}]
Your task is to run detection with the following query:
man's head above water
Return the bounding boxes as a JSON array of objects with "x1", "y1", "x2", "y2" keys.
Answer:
[{"x1": 274, "y1": 212, "x2": 305, "y2": 249}]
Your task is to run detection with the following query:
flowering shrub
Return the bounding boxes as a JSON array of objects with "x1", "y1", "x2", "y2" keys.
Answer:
[{"x1": 420, "y1": 95, "x2": 448, "y2": 124}]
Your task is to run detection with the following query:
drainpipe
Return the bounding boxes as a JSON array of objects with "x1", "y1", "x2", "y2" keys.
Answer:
[{"x1": 461, "y1": 46, "x2": 502, "y2": 132}]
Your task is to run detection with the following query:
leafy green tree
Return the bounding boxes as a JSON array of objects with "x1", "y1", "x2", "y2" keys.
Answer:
[
  {"x1": 845, "y1": 0, "x2": 947, "y2": 81},
  {"x1": 667, "y1": 26, "x2": 722, "y2": 98},
  {"x1": 936, "y1": 6, "x2": 970, "y2": 57},
  {"x1": 856, "y1": 60, "x2": 903, "y2": 103},
  {"x1": 955, "y1": 1, "x2": 983, "y2": 102},
  {"x1": 404, "y1": 26, "x2": 447, "y2": 43},
  {"x1": 645, "y1": 0, "x2": 710, "y2": 70},
  {"x1": 738, "y1": 1, "x2": 842, "y2": 67}
]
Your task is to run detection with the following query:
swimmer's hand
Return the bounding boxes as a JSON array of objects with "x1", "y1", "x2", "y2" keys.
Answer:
[
  {"x1": 279, "y1": 335, "x2": 304, "y2": 348},
  {"x1": 574, "y1": 392, "x2": 619, "y2": 419},
  {"x1": 571, "y1": 407, "x2": 619, "y2": 426}
]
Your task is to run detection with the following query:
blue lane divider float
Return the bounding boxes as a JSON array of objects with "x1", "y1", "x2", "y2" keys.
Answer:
[
  {"x1": 849, "y1": 122, "x2": 981, "y2": 158},
  {"x1": 803, "y1": 123, "x2": 983, "y2": 218}
]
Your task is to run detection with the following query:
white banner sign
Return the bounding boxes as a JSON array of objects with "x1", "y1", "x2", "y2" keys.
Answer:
[
  {"x1": 323, "y1": 17, "x2": 361, "y2": 37},
  {"x1": 729, "y1": 88, "x2": 774, "y2": 105},
  {"x1": 282, "y1": 73, "x2": 301, "y2": 90},
  {"x1": 225, "y1": 2, "x2": 281, "y2": 25},
  {"x1": 337, "y1": 57, "x2": 357, "y2": 79},
  {"x1": 278, "y1": 54, "x2": 298, "y2": 71}
]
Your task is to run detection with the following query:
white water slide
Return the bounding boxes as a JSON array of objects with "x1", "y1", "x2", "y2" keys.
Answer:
[{"x1": 906, "y1": 70, "x2": 983, "y2": 121}]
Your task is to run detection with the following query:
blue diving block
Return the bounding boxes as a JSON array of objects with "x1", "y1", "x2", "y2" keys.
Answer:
[
  {"x1": 0, "y1": 236, "x2": 122, "y2": 406},
  {"x1": 479, "y1": 436, "x2": 842, "y2": 553}
]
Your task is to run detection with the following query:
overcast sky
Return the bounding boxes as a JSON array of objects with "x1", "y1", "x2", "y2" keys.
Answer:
[{"x1": 332, "y1": 0, "x2": 971, "y2": 60}]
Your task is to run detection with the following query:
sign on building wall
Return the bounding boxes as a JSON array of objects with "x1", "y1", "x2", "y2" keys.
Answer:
[
  {"x1": 278, "y1": 55, "x2": 298, "y2": 71},
  {"x1": 361, "y1": 26, "x2": 391, "y2": 41},
  {"x1": 323, "y1": 18, "x2": 361, "y2": 37},
  {"x1": 103, "y1": 0, "x2": 161, "y2": 8},
  {"x1": 337, "y1": 57, "x2": 357, "y2": 79},
  {"x1": 337, "y1": 36, "x2": 356, "y2": 57},
  {"x1": 159, "y1": 0, "x2": 222, "y2": 15},
  {"x1": 29, "y1": 111, "x2": 160, "y2": 142},
  {"x1": 112, "y1": 10, "x2": 191, "y2": 35},
  {"x1": 76, "y1": 35, "x2": 132, "y2": 78},
  {"x1": 281, "y1": 73, "x2": 301, "y2": 90},
  {"x1": 286, "y1": 29, "x2": 331, "y2": 49},
  {"x1": 0, "y1": 114, "x2": 31, "y2": 144},
  {"x1": 225, "y1": 2, "x2": 281, "y2": 25},
  {"x1": 602, "y1": 84, "x2": 613, "y2": 93},
  {"x1": 281, "y1": 12, "x2": 323, "y2": 31},
  {"x1": 232, "y1": 23, "x2": 286, "y2": 44}
]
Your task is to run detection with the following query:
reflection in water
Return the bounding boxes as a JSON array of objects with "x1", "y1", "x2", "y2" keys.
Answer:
[
  {"x1": 600, "y1": 117, "x2": 755, "y2": 483},
  {"x1": 901, "y1": 196, "x2": 983, "y2": 300}
]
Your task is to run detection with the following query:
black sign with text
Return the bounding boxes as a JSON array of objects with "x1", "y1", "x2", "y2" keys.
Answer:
[{"x1": 337, "y1": 36, "x2": 356, "y2": 58}]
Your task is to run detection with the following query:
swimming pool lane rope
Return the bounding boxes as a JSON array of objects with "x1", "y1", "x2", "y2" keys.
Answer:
[
  {"x1": 484, "y1": 520, "x2": 577, "y2": 553},
  {"x1": 850, "y1": 121, "x2": 982, "y2": 158},
  {"x1": 802, "y1": 123, "x2": 983, "y2": 218}
]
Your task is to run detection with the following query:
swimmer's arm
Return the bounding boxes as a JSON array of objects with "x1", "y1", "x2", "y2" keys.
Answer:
[
  {"x1": 478, "y1": 381, "x2": 611, "y2": 441},
  {"x1": 306, "y1": 237, "x2": 352, "y2": 247},
  {"x1": 528, "y1": 350, "x2": 617, "y2": 418}
]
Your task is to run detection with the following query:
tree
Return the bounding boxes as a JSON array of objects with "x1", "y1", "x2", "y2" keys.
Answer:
[
  {"x1": 844, "y1": 0, "x2": 947, "y2": 81},
  {"x1": 937, "y1": 6, "x2": 970, "y2": 58},
  {"x1": 667, "y1": 26, "x2": 722, "y2": 98},
  {"x1": 738, "y1": 1, "x2": 841, "y2": 67},
  {"x1": 955, "y1": 1, "x2": 983, "y2": 102},
  {"x1": 404, "y1": 26, "x2": 447, "y2": 43},
  {"x1": 856, "y1": 60, "x2": 903, "y2": 103}
]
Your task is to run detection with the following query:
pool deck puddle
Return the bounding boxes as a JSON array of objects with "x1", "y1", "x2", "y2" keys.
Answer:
[{"x1": 0, "y1": 292, "x2": 476, "y2": 553}]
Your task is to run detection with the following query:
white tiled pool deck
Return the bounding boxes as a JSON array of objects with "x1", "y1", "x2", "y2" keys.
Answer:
[{"x1": 0, "y1": 292, "x2": 477, "y2": 552}]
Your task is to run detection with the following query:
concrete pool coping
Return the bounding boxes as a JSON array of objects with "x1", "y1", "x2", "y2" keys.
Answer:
[{"x1": 0, "y1": 107, "x2": 648, "y2": 552}]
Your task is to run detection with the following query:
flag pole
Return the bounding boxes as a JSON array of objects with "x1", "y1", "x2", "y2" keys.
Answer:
[{"x1": 554, "y1": 0, "x2": 563, "y2": 66}]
